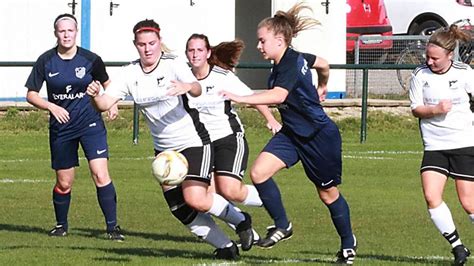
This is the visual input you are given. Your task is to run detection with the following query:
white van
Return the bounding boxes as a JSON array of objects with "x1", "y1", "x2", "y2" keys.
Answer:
[{"x1": 384, "y1": 0, "x2": 474, "y2": 35}]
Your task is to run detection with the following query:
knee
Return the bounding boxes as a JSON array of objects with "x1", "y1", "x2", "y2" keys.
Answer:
[
  {"x1": 318, "y1": 187, "x2": 339, "y2": 205},
  {"x1": 460, "y1": 198, "x2": 474, "y2": 214},
  {"x1": 217, "y1": 184, "x2": 245, "y2": 203},
  {"x1": 250, "y1": 166, "x2": 270, "y2": 184},
  {"x1": 183, "y1": 191, "x2": 211, "y2": 212},
  {"x1": 55, "y1": 178, "x2": 73, "y2": 193},
  {"x1": 423, "y1": 192, "x2": 443, "y2": 209},
  {"x1": 91, "y1": 171, "x2": 111, "y2": 187}
]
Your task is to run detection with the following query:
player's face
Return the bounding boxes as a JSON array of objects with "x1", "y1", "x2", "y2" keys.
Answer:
[
  {"x1": 257, "y1": 26, "x2": 284, "y2": 62},
  {"x1": 186, "y1": 38, "x2": 210, "y2": 70},
  {"x1": 54, "y1": 19, "x2": 77, "y2": 51},
  {"x1": 134, "y1": 31, "x2": 162, "y2": 68},
  {"x1": 425, "y1": 43, "x2": 453, "y2": 74}
]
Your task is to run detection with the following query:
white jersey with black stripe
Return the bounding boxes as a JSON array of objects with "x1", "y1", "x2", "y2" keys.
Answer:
[
  {"x1": 409, "y1": 61, "x2": 474, "y2": 151},
  {"x1": 106, "y1": 53, "x2": 209, "y2": 151},
  {"x1": 188, "y1": 65, "x2": 253, "y2": 141}
]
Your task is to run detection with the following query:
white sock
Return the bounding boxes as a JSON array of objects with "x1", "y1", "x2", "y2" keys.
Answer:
[
  {"x1": 208, "y1": 193, "x2": 245, "y2": 226},
  {"x1": 469, "y1": 214, "x2": 474, "y2": 224},
  {"x1": 429, "y1": 202, "x2": 462, "y2": 247},
  {"x1": 242, "y1": 185, "x2": 263, "y2": 207},
  {"x1": 187, "y1": 212, "x2": 232, "y2": 249}
]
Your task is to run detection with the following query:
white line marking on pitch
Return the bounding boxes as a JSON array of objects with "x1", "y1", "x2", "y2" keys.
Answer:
[{"x1": 0, "y1": 178, "x2": 51, "y2": 183}]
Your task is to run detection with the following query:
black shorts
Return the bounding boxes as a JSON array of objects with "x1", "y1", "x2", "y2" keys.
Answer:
[
  {"x1": 155, "y1": 144, "x2": 214, "y2": 184},
  {"x1": 212, "y1": 133, "x2": 249, "y2": 180},
  {"x1": 421, "y1": 147, "x2": 474, "y2": 180}
]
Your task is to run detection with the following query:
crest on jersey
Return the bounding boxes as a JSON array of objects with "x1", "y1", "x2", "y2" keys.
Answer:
[{"x1": 75, "y1": 67, "x2": 86, "y2": 79}]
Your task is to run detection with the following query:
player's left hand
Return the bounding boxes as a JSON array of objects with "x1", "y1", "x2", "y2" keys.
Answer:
[
  {"x1": 266, "y1": 120, "x2": 282, "y2": 135},
  {"x1": 317, "y1": 85, "x2": 327, "y2": 102},
  {"x1": 107, "y1": 103, "x2": 119, "y2": 120},
  {"x1": 219, "y1": 90, "x2": 241, "y2": 103},
  {"x1": 166, "y1": 80, "x2": 189, "y2": 96}
]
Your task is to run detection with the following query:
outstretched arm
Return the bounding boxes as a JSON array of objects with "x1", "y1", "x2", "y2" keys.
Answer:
[
  {"x1": 220, "y1": 87, "x2": 288, "y2": 105},
  {"x1": 254, "y1": 104, "x2": 281, "y2": 134},
  {"x1": 87, "y1": 80, "x2": 121, "y2": 111}
]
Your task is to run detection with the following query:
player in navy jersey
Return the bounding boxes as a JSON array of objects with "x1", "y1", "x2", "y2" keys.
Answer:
[
  {"x1": 220, "y1": 3, "x2": 356, "y2": 263},
  {"x1": 185, "y1": 34, "x2": 282, "y2": 245},
  {"x1": 86, "y1": 19, "x2": 254, "y2": 260},
  {"x1": 25, "y1": 13, "x2": 123, "y2": 241},
  {"x1": 409, "y1": 24, "x2": 474, "y2": 266}
]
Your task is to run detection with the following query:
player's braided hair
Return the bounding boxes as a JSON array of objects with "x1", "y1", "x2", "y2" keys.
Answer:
[
  {"x1": 186, "y1": 33, "x2": 244, "y2": 71},
  {"x1": 258, "y1": 2, "x2": 320, "y2": 46},
  {"x1": 429, "y1": 24, "x2": 471, "y2": 52}
]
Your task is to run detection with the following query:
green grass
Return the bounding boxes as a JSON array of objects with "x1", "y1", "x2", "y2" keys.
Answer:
[{"x1": 0, "y1": 107, "x2": 471, "y2": 265}]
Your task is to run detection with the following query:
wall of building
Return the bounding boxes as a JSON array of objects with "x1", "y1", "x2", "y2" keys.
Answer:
[{"x1": 0, "y1": 0, "x2": 346, "y2": 101}]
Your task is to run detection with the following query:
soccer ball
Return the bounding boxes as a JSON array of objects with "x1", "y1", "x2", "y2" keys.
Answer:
[{"x1": 152, "y1": 150, "x2": 188, "y2": 186}]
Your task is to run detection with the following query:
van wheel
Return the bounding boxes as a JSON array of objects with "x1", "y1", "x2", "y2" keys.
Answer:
[{"x1": 409, "y1": 20, "x2": 444, "y2": 35}]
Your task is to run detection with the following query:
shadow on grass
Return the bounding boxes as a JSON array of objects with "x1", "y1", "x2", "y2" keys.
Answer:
[
  {"x1": 300, "y1": 249, "x2": 452, "y2": 265},
  {"x1": 75, "y1": 227, "x2": 200, "y2": 243},
  {"x1": 0, "y1": 223, "x2": 199, "y2": 243}
]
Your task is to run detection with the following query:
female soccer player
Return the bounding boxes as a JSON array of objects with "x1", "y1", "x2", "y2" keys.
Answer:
[
  {"x1": 87, "y1": 19, "x2": 253, "y2": 259},
  {"x1": 185, "y1": 34, "x2": 281, "y2": 206},
  {"x1": 409, "y1": 24, "x2": 474, "y2": 266},
  {"x1": 185, "y1": 34, "x2": 282, "y2": 245},
  {"x1": 219, "y1": 3, "x2": 357, "y2": 263},
  {"x1": 25, "y1": 13, "x2": 123, "y2": 240}
]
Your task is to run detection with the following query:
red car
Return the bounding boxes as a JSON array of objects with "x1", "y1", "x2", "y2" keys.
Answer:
[{"x1": 346, "y1": 0, "x2": 393, "y2": 62}]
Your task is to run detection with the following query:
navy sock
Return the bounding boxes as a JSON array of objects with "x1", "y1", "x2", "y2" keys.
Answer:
[
  {"x1": 326, "y1": 193, "x2": 354, "y2": 249},
  {"x1": 52, "y1": 187, "x2": 70, "y2": 231},
  {"x1": 254, "y1": 178, "x2": 289, "y2": 229},
  {"x1": 97, "y1": 182, "x2": 117, "y2": 232}
]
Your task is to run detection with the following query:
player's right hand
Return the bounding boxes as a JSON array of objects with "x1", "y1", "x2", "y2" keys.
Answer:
[
  {"x1": 87, "y1": 80, "x2": 101, "y2": 97},
  {"x1": 436, "y1": 99, "x2": 452, "y2": 114},
  {"x1": 47, "y1": 102, "x2": 70, "y2": 124}
]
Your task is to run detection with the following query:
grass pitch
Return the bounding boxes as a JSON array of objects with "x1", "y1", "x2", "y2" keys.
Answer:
[{"x1": 0, "y1": 108, "x2": 472, "y2": 265}]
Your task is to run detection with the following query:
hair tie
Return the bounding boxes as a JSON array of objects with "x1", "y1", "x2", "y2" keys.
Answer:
[{"x1": 135, "y1": 27, "x2": 160, "y2": 34}]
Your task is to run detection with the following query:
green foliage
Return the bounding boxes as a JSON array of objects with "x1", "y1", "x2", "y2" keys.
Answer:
[{"x1": 0, "y1": 107, "x2": 467, "y2": 265}]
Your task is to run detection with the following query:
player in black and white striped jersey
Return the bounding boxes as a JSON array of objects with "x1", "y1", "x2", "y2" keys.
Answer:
[{"x1": 185, "y1": 34, "x2": 282, "y2": 247}]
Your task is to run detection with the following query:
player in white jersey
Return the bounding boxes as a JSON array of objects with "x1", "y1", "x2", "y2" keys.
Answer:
[
  {"x1": 185, "y1": 34, "x2": 281, "y2": 246},
  {"x1": 409, "y1": 23, "x2": 474, "y2": 266},
  {"x1": 87, "y1": 19, "x2": 254, "y2": 260}
]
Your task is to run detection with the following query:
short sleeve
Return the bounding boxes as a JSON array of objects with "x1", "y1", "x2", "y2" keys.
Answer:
[{"x1": 409, "y1": 71, "x2": 424, "y2": 110}]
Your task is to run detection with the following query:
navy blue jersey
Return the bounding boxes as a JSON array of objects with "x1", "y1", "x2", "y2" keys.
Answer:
[
  {"x1": 25, "y1": 47, "x2": 108, "y2": 137},
  {"x1": 269, "y1": 48, "x2": 331, "y2": 138}
]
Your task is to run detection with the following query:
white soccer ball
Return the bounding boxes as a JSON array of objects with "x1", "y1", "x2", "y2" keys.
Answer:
[{"x1": 152, "y1": 150, "x2": 188, "y2": 186}]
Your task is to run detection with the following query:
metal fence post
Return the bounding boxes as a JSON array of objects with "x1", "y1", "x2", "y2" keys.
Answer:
[
  {"x1": 360, "y1": 68, "x2": 368, "y2": 143},
  {"x1": 132, "y1": 103, "x2": 139, "y2": 145}
]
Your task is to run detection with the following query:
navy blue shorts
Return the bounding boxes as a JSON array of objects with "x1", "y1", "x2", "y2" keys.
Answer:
[
  {"x1": 263, "y1": 122, "x2": 342, "y2": 188},
  {"x1": 155, "y1": 144, "x2": 214, "y2": 185},
  {"x1": 49, "y1": 120, "x2": 109, "y2": 170}
]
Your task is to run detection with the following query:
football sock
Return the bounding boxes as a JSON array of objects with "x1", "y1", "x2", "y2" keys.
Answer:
[
  {"x1": 469, "y1": 214, "x2": 474, "y2": 224},
  {"x1": 242, "y1": 185, "x2": 263, "y2": 207},
  {"x1": 254, "y1": 177, "x2": 289, "y2": 229},
  {"x1": 326, "y1": 193, "x2": 355, "y2": 249},
  {"x1": 96, "y1": 182, "x2": 117, "y2": 232},
  {"x1": 163, "y1": 186, "x2": 198, "y2": 225},
  {"x1": 187, "y1": 212, "x2": 232, "y2": 249},
  {"x1": 52, "y1": 186, "x2": 71, "y2": 231},
  {"x1": 208, "y1": 193, "x2": 245, "y2": 226},
  {"x1": 429, "y1": 202, "x2": 462, "y2": 247}
]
